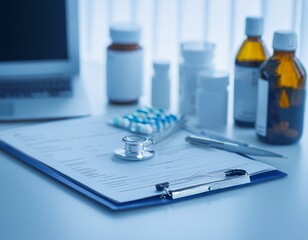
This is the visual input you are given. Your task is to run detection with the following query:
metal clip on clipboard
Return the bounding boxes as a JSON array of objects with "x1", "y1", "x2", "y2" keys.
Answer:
[{"x1": 155, "y1": 169, "x2": 250, "y2": 199}]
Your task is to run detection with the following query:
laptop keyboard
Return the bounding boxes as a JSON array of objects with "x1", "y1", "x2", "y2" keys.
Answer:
[{"x1": 0, "y1": 78, "x2": 72, "y2": 98}]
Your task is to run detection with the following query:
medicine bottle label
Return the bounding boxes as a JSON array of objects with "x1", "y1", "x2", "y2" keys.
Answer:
[
  {"x1": 255, "y1": 78, "x2": 269, "y2": 136},
  {"x1": 234, "y1": 66, "x2": 259, "y2": 122},
  {"x1": 107, "y1": 49, "x2": 143, "y2": 102},
  {"x1": 179, "y1": 66, "x2": 197, "y2": 114}
]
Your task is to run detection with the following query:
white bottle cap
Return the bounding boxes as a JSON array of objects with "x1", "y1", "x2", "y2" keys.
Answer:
[
  {"x1": 272, "y1": 30, "x2": 297, "y2": 51},
  {"x1": 181, "y1": 41, "x2": 215, "y2": 64},
  {"x1": 153, "y1": 60, "x2": 170, "y2": 72},
  {"x1": 197, "y1": 70, "x2": 229, "y2": 91},
  {"x1": 245, "y1": 17, "x2": 263, "y2": 37},
  {"x1": 110, "y1": 23, "x2": 141, "y2": 44}
]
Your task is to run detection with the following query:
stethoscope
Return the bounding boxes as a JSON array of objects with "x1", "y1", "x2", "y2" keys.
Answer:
[{"x1": 114, "y1": 116, "x2": 186, "y2": 161}]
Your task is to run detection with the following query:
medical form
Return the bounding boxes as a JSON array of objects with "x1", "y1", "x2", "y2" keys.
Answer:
[{"x1": 0, "y1": 116, "x2": 276, "y2": 203}]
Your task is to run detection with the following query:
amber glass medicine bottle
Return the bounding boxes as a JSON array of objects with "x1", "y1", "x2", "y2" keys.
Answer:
[
  {"x1": 256, "y1": 31, "x2": 306, "y2": 144},
  {"x1": 234, "y1": 17, "x2": 269, "y2": 127},
  {"x1": 106, "y1": 23, "x2": 143, "y2": 104}
]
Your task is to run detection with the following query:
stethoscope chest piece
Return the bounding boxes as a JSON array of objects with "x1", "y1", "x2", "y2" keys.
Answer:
[{"x1": 114, "y1": 135, "x2": 155, "y2": 161}]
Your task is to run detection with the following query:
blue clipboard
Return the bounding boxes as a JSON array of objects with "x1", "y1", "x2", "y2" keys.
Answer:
[{"x1": 0, "y1": 141, "x2": 287, "y2": 211}]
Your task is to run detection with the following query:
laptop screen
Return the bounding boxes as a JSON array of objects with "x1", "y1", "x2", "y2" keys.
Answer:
[{"x1": 0, "y1": 0, "x2": 68, "y2": 62}]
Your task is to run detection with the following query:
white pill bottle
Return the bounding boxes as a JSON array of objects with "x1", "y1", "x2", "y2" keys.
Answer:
[
  {"x1": 179, "y1": 41, "x2": 215, "y2": 114},
  {"x1": 151, "y1": 60, "x2": 171, "y2": 110},
  {"x1": 106, "y1": 23, "x2": 143, "y2": 104},
  {"x1": 196, "y1": 70, "x2": 229, "y2": 129}
]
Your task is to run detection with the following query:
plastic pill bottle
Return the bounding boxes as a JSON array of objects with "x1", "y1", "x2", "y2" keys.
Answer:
[
  {"x1": 151, "y1": 60, "x2": 171, "y2": 110},
  {"x1": 106, "y1": 23, "x2": 143, "y2": 104},
  {"x1": 179, "y1": 41, "x2": 215, "y2": 115},
  {"x1": 196, "y1": 70, "x2": 229, "y2": 129}
]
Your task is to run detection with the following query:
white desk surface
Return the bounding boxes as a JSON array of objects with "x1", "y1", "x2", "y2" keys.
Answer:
[{"x1": 1, "y1": 63, "x2": 308, "y2": 240}]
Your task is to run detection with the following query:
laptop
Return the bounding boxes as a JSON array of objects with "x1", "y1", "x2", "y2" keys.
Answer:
[{"x1": 0, "y1": 0, "x2": 90, "y2": 120}]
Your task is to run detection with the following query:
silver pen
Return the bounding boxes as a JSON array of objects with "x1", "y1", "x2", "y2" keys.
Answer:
[
  {"x1": 184, "y1": 126, "x2": 249, "y2": 146},
  {"x1": 185, "y1": 135, "x2": 285, "y2": 158}
]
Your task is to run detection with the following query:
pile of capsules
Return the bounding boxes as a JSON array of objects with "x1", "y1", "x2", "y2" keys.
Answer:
[{"x1": 111, "y1": 107, "x2": 180, "y2": 135}]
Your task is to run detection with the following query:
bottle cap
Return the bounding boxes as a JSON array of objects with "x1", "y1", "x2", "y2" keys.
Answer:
[
  {"x1": 245, "y1": 17, "x2": 263, "y2": 37},
  {"x1": 110, "y1": 23, "x2": 141, "y2": 44},
  {"x1": 153, "y1": 60, "x2": 170, "y2": 72},
  {"x1": 272, "y1": 30, "x2": 297, "y2": 51},
  {"x1": 181, "y1": 41, "x2": 215, "y2": 65},
  {"x1": 197, "y1": 70, "x2": 229, "y2": 90}
]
